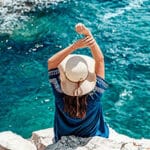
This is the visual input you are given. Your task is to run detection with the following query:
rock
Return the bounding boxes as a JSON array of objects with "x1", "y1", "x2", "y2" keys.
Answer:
[
  {"x1": 109, "y1": 128, "x2": 134, "y2": 142},
  {"x1": 0, "y1": 0, "x2": 3, "y2": 6},
  {"x1": 136, "y1": 139, "x2": 150, "y2": 150},
  {"x1": 31, "y1": 128, "x2": 54, "y2": 150},
  {"x1": 0, "y1": 128, "x2": 149, "y2": 150},
  {"x1": 45, "y1": 135, "x2": 121, "y2": 150},
  {"x1": 0, "y1": 131, "x2": 36, "y2": 150},
  {"x1": 43, "y1": 128, "x2": 150, "y2": 150}
]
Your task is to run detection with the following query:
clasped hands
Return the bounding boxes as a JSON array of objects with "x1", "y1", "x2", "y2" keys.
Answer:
[{"x1": 72, "y1": 23, "x2": 96, "y2": 50}]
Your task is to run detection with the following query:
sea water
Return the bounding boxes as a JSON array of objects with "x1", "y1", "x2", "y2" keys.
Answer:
[{"x1": 0, "y1": 0, "x2": 149, "y2": 139}]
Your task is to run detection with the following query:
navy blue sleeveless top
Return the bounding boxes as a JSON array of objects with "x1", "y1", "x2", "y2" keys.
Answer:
[{"x1": 48, "y1": 68, "x2": 109, "y2": 142}]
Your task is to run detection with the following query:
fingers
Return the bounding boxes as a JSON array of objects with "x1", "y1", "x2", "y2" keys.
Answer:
[
  {"x1": 73, "y1": 36, "x2": 96, "y2": 49},
  {"x1": 81, "y1": 36, "x2": 96, "y2": 47},
  {"x1": 75, "y1": 23, "x2": 85, "y2": 31},
  {"x1": 75, "y1": 23, "x2": 83, "y2": 33},
  {"x1": 75, "y1": 23, "x2": 90, "y2": 35}
]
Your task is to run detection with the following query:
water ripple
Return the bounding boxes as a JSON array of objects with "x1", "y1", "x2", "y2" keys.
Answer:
[
  {"x1": 103, "y1": 0, "x2": 146, "y2": 20},
  {"x1": 0, "y1": 0, "x2": 67, "y2": 34}
]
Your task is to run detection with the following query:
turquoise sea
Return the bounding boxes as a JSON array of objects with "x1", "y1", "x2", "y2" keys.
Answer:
[{"x1": 0, "y1": 0, "x2": 149, "y2": 139}]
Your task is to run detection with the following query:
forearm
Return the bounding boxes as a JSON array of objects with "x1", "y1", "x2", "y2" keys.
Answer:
[
  {"x1": 90, "y1": 42, "x2": 104, "y2": 62},
  {"x1": 75, "y1": 23, "x2": 104, "y2": 61},
  {"x1": 48, "y1": 44, "x2": 76, "y2": 69},
  {"x1": 89, "y1": 36, "x2": 105, "y2": 78}
]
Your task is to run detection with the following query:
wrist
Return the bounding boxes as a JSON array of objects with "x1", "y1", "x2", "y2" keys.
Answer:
[
  {"x1": 89, "y1": 40, "x2": 97, "y2": 48},
  {"x1": 69, "y1": 43, "x2": 76, "y2": 51},
  {"x1": 83, "y1": 30, "x2": 92, "y2": 36}
]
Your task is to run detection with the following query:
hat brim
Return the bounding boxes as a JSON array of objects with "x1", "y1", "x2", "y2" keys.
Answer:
[{"x1": 58, "y1": 54, "x2": 96, "y2": 96}]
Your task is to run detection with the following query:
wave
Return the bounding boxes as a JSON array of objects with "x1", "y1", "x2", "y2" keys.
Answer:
[
  {"x1": 0, "y1": 0, "x2": 65, "y2": 34},
  {"x1": 103, "y1": 0, "x2": 146, "y2": 20}
]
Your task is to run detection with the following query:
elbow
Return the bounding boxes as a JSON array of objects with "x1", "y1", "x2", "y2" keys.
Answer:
[
  {"x1": 48, "y1": 58, "x2": 54, "y2": 69},
  {"x1": 48, "y1": 57, "x2": 57, "y2": 65},
  {"x1": 48, "y1": 58, "x2": 58, "y2": 70},
  {"x1": 48, "y1": 58, "x2": 52, "y2": 66},
  {"x1": 48, "y1": 58, "x2": 53, "y2": 64}
]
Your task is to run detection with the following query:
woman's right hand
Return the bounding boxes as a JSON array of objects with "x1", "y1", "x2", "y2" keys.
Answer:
[{"x1": 72, "y1": 36, "x2": 96, "y2": 50}]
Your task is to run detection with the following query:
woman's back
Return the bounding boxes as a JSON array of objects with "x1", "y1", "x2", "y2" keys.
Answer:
[{"x1": 48, "y1": 67, "x2": 109, "y2": 142}]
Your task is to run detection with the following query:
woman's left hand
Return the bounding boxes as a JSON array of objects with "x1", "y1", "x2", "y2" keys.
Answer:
[{"x1": 72, "y1": 36, "x2": 96, "y2": 49}]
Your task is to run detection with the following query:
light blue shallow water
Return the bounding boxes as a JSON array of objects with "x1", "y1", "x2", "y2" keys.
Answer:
[{"x1": 0, "y1": 0, "x2": 150, "y2": 139}]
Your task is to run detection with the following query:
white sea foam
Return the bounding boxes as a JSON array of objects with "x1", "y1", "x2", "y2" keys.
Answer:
[
  {"x1": 103, "y1": 0, "x2": 145, "y2": 20},
  {"x1": 0, "y1": 0, "x2": 65, "y2": 34},
  {"x1": 115, "y1": 89, "x2": 133, "y2": 107}
]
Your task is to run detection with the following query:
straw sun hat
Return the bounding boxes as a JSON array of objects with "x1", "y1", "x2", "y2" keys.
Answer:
[{"x1": 58, "y1": 54, "x2": 96, "y2": 96}]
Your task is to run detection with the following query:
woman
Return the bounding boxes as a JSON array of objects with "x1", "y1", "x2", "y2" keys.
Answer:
[{"x1": 48, "y1": 23, "x2": 109, "y2": 142}]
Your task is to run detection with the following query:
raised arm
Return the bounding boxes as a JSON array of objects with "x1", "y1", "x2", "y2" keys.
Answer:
[
  {"x1": 48, "y1": 35, "x2": 93, "y2": 70},
  {"x1": 75, "y1": 23, "x2": 105, "y2": 78},
  {"x1": 89, "y1": 38, "x2": 105, "y2": 79},
  {"x1": 48, "y1": 44, "x2": 75, "y2": 70}
]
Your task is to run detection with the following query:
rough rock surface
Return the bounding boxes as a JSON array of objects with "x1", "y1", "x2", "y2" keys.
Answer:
[
  {"x1": 0, "y1": 128, "x2": 149, "y2": 150},
  {"x1": 45, "y1": 136, "x2": 150, "y2": 150},
  {"x1": 44, "y1": 128, "x2": 150, "y2": 150},
  {"x1": 0, "y1": 131, "x2": 36, "y2": 150},
  {"x1": 31, "y1": 128, "x2": 54, "y2": 150},
  {"x1": 30, "y1": 128, "x2": 150, "y2": 150}
]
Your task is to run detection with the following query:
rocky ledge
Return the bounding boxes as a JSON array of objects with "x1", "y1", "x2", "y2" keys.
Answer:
[{"x1": 0, "y1": 128, "x2": 149, "y2": 150}]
